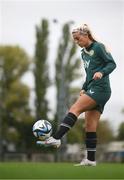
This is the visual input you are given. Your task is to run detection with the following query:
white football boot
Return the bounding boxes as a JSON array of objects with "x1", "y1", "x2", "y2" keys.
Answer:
[
  {"x1": 74, "y1": 159, "x2": 96, "y2": 167},
  {"x1": 36, "y1": 136, "x2": 61, "y2": 148}
]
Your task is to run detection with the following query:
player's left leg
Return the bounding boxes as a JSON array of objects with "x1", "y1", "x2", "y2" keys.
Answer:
[{"x1": 75, "y1": 110, "x2": 101, "y2": 166}]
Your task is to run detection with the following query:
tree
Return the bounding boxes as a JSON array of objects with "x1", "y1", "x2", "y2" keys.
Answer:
[
  {"x1": 0, "y1": 46, "x2": 33, "y2": 154},
  {"x1": 117, "y1": 122, "x2": 124, "y2": 140},
  {"x1": 67, "y1": 119, "x2": 114, "y2": 144},
  {"x1": 97, "y1": 120, "x2": 114, "y2": 144},
  {"x1": 52, "y1": 22, "x2": 82, "y2": 161},
  {"x1": 34, "y1": 19, "x2": 50, "y2": 120},
  {"x1": 55, "y1": 22, "x2": 81, "y2": 129},
  {"x1": 67, "y1": 118, "x2": 85, "y2": 144}
]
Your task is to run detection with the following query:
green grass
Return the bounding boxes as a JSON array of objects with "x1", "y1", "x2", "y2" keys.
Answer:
[{"x1": 0, "y1": 162, "x2": 124, "y2": 179}]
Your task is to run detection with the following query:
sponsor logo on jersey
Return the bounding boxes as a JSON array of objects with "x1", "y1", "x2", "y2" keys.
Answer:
[{"x1": 84, "y1": 60, "x2": 90, "y2": 69}]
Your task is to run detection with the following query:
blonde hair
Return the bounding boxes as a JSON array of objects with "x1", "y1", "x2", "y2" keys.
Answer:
[{"x1": 72, "y1": 24, "x2": 96, "y2": 42}]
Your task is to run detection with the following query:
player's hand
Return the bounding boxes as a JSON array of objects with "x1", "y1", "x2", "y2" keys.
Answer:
[
  {"x1": 93, "y1": 72, "x2": 103, "y2": 80},
  {"x1": 80, "y1": 90, "x2": 85, "y2": 96}
]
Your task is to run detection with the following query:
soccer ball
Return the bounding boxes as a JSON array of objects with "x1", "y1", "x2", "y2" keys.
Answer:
[{"x1": 32, "y1": 120, "x2": 52, "y2": 140}]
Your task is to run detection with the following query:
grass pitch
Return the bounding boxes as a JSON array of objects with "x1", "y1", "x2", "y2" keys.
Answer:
[{"x1": 0, "y1": 162, "x2": 124, "y2": 179}]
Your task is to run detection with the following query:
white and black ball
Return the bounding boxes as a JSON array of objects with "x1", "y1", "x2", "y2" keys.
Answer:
[{"x1": 33, "y1": 120, "x2": 52, "y2": 140}]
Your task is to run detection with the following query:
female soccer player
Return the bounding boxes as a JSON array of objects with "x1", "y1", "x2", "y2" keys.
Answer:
[{"x1": 37, "y1": 24, "x2": 116, "y2": 166}]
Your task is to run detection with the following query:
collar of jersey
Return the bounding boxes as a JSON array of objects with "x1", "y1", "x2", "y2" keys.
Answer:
[{"x1": 81, "y1": 42, "x2": 95, "y2": 55}]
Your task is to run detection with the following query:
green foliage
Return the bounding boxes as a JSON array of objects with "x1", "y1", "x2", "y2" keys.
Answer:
[
  {"x1": 0, "y1": 46, "x2": 33, "y2": 151},
  {"x1": 67, "y1": 118, "x2": 85, "y2": 143},
  {"x1": 0, "y1": 46, "x2": 29, "y2": 83},
  {"x1": 34, "y1": 19, "x2": 50, "y2": 120},
  {"x1": 67, "y1": 118, "x2": 114, "y2": 144},
  {"x1": 97, "y1": 120, "x2": 114, "y2": 143},
  {"x1": 117, "y1": 122, "x2": 124, "y2": 140},
  {"x1": 4, "y1": 81, "x2": 29, "y2": 110}
]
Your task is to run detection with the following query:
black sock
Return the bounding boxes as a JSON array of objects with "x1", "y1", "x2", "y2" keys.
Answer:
[
  {"x1": 53, "y1": 112, "x2": 77, "y2": 139},
  {"x1": 85, "y1": 132, "x2": 97, "y2": 161}
]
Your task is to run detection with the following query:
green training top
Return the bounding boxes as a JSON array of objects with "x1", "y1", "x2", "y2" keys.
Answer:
[{"x1": 81, "y1": 41, "x2": 116, "y2": 92}]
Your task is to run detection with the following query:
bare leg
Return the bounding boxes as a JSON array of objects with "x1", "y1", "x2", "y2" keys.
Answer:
[
  {"x1": 53, "y1": 94, "x2": 97, "y2": 139},
  {"x1": 37, "y1": 94, "x2": 99, "y2": 149},
  {"x1": 85, "y1": 110, "x2": 101, "y2": 132},
  {"x1": 69, "y1": 94, "x2": 97, "y2": 116}
]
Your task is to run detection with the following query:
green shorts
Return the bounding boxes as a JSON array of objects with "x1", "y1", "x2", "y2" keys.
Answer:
[{"x1": 85, "y1": 87, "x2": 111, "y2": 114}]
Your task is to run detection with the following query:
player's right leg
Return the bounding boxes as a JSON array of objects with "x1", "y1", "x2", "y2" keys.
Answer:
[
  {"x1": 36, "y1": 136, "x2": 61, "y2": 148},
  {"x1": 37, "y1": 94, "x2": 97, "y2": 147}
]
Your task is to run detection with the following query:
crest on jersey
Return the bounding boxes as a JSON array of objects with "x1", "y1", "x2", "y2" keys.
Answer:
[
  {"x1": 89, "y1": 50, "x2": 94, "y2": 56},
  {"x1": 83, "y1": 48, "x2": 94, "y2": 56}
]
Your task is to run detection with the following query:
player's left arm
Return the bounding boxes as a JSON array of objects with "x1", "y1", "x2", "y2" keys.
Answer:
[{"x1": 96, "y1": 43, "x2": 117, "y2": 77}]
